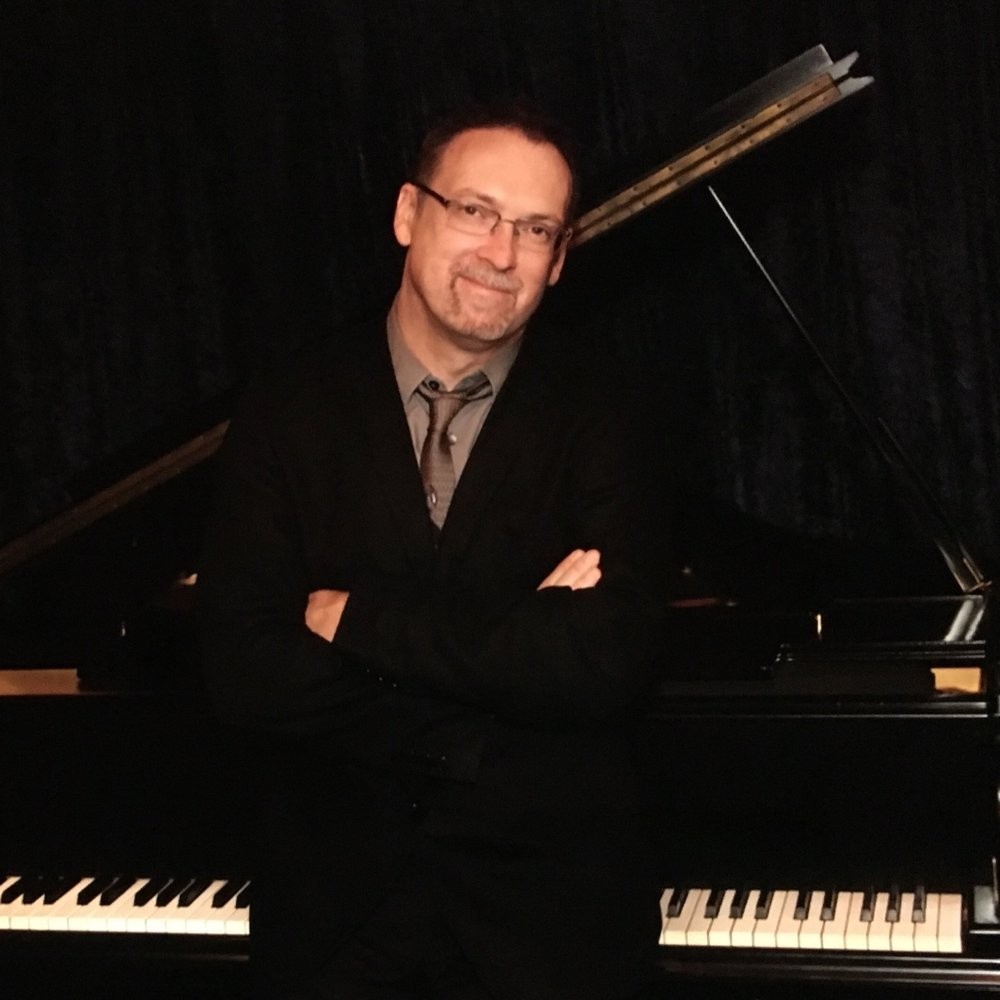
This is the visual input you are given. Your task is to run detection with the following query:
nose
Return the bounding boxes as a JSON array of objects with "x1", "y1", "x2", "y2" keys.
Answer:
[{"x1": 476, "y1": 219, "x2": 517, "y2": 269}]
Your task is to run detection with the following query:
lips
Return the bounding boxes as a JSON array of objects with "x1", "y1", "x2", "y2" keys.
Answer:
[
  {"x1": 459, "y1": 274, "x2": 512, "y2": 296},
  {"x1": 452, "y1": 263, "x2": 520, "y2": 297}
]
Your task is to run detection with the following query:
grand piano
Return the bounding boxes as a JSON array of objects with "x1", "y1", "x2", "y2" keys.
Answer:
[{"x1": 1, "y1": 45, "x2": 996, "y2": 999}]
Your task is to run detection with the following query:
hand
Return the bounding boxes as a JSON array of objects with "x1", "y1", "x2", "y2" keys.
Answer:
[
  {"x1": 537, "y1": 548, "x2": 602, "y2": 591},
  {"x1": 305, "y1": 588, "x2": 349, "y2": 641}
]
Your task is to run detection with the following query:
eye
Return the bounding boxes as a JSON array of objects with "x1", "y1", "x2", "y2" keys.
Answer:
[
  {"x1": 458, "y1": 202, "x2": 491, "y2": 220},
  {"x1": 520, "y1": 221, "x2": 558, "y2": 245},
  {"x1": 528, "y1": 223, "x2": 555, "y2": 240}
]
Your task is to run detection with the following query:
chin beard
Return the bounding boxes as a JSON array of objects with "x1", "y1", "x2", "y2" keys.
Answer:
[
  {"x1": 444, "y1": 315, "x2": 520, "y2": 351},
  {"x1": 443, "y1": 293, "x2": 519, "y2": 345}
]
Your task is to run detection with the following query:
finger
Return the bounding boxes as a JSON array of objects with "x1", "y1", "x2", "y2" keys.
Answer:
[
  {"x1": 538, "y1": 549, "x2": 600, "y2": 589},
  {"x1": 567, "y1": 565, "x2": 601, "y2": 591},
  {"x1": 558, "y1": 550, "x2": 600, "y2": 588},
  {"x1": 544, "y1": 549, "x2": 590, "y2": 588},
  {"x1": 537, "y1": 549, "x2": 584, "y2": 589}
]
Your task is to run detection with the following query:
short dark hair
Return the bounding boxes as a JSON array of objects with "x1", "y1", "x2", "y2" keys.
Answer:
[{"x1": 411, "y1": 102, "x2": 581, "y2": 223}]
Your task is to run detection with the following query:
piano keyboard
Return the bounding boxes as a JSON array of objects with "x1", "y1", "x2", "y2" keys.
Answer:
[
  {"x1": 0, "y1": 874, "x2": 249, "y2": 936},
  {"x1": 660, "y1": 886, "x2": 963, "y2": 953}
]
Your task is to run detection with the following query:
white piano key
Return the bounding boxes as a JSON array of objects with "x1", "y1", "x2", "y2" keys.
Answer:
[
  {"x1": 685, "y1": 889, "x2": 715, "y2": 945},
  {"x1": 122, "y1": 878, "x2": 177, "y2": 933},
  {"x1": 7, "y1": 880, "x2": 50, "y2": 930},
  {"x1": 752, "y1": 890, "x2": 787, "y2": 948},
  {"x1": 0, "y1": 876, "x2": 22, "y2": 930},
  {"x1": 844, "y1": 891, "x2": 869, "y2": 950},
  {"x1": 37, "y1": 877, "x2": 92, "y2": 932},
  {"x1": 867, "y1": 891, "x2": 893, "y2": 951},
  {"x1": 913, "y1": 892, "x2": 941, "y2": 953},
  {"x1": 66, "y1": 878, "x2": 124, "y2": 932},
  {"x1": 142, "y1": 880, "x2": 200, "y2": 934},
  {"x1": 225, "y1": 882, "x2": 251, "y2": 936},
  {"x1": 890, "y1": 891, "x2": 916, "y2": 952},
  {"x1": 730, "y1": 889, "x2": 759, "y2": 947},
  {"x1": 775, "y1": 891, "x2": 803, "y2": 948},
  {"x1": 182, "y1": 879, "x2": 232, "y2": 935},
  {"x1": 113, "y1": 881, "x2": 162, "y2": 933},
  {"x1": 163, "y1": 880, "x2": 216, "y2": 935},
  {"x1": 27, "y1": 876, "x2": 86, "y2": 931},
  {"x1": 706, "y1": 888, "x2": 737, "y2": 947},
  {"x1": 821, "y1": 891, "x2": 850, "y2": 949},
  {"x1": 658, "y1": 888, "x2": 673, "y2": 946},
  {"x1": 661, "y1": 888, "x2": 708, "y2": 946},
  {"x1": 775, "y1": 889, "x2": 802, "y2": 949},
  {"x1": 798, "y1": 890, "x2": 825, "y2": 949},
  {"x1": 87, "y1": 879, "x2": 152, "y2": 932},
  {"x1": 938, "y1": 893, "x2": 963, "y2": 953}
]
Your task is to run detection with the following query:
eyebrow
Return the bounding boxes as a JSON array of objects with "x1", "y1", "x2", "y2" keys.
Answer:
[{"x1": 452, "y1": 188, "x2": 564, "y2": 224}]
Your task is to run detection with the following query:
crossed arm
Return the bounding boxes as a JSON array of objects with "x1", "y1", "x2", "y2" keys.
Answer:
[{"x1": 304, "y1": 548, "x2": 602, "y2": 643}]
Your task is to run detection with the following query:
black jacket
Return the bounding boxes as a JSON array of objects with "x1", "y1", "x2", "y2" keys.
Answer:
[{"x1": 198, "y1": 316, "x2": 671, "y2": 998}]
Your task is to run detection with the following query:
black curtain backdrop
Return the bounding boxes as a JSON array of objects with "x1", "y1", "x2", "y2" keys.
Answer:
[{"x1": 2, "y1": 1, "x2": 998, "y2": 592}]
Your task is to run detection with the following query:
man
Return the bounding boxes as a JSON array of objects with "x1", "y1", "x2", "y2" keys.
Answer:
[{"x1": 199, "y1": 105, "x2": 670, "y2": 999}]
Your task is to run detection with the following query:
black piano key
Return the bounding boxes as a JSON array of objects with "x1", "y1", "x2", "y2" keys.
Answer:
[
  {"x1": 703, "y1": 887, "x2": 725, "y2": 919},
  {"x1": 178, "y1": 877, "x2": 214, "y2": 907},
  {"x1": 860, "y1": 886, "x2": 876, "y2": 921},
  {"x1": 820, "y1": 888, "x2": 837, "y2": 921},
  {"x1": 234, "y1": 882, "x2": 251, "y2": 909},
  {"x1": 754, "y1": 889, "x2": 774, "y2": 920},
  {"x1": 155, "y1": 877, "x2": 194, "y2": 907},
  {"x1": 886, "y1": 883, "x2": 901, "y2": 922},
  {"x1": 21, "y1": 876, "x2": 48, "y2": 905},
  {"x1": 913, "y1": 884, "x2": 927, "y2": 923},
  {"x1": 134, "y1": 876, "x2": 172, "y2": 907},
  {"x1": 793, "y1": 889, "x2": 810, "y2": 920},
  {"x1": 666, "y1": 887, "x2": 689, "y2": 919},
  {"x1": 41, "y1": 874, "x2": 79, "y2": 904},
  {"x1": 1, "y1": 877, "x2": 31, "y2": 904},
  {"x1": 77, "y1": 874, "x2": 117, "y2": 905},
  {"x1": 101, "y1": 875, "x2": 140, "y2": 906},
  {"x1": 729, "y1": 887, "x2": 749, "y2": 920},
  {"x1": 212, "y1": 879, "x2": 247, "y2": 908}
]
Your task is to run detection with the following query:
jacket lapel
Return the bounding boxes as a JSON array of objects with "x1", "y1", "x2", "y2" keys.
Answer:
[
  {"x1": 340, "y1": 325, "x2": 439, "y2": 563},
  {"x1": 437, "y1": 335, "x2": 554, "y2": 560}
]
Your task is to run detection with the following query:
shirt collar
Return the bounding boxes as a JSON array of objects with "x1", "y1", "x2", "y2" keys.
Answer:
[{"x1": 387, "y1": 298, "x2": 521, "y2": 403}]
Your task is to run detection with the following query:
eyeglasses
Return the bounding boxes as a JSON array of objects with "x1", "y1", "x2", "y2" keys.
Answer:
[{"x1": 410, "y1": 181, "x2": 569, "y2": 253}]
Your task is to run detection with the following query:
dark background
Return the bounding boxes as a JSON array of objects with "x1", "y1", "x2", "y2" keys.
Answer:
[{"x1": 1, "y1": 0, "x2": 997, "y2": 605}]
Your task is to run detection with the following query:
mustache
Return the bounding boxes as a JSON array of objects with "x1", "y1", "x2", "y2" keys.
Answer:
[{"x1": 451, "y1": 259, "x2": 521, "y2": 294}]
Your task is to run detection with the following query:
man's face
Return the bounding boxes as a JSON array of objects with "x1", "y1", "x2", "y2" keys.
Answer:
[{"x1": 393, "y1": 127, "x2": 572, "y2": 355}]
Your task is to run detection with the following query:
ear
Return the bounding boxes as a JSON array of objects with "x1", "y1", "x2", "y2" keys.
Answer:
[
  {"x1": 546, "y1": 241, "x2": 569, "y2": 287},
  {"x1": 393, "y1": 183, "x2": 419, "y2": 247}
]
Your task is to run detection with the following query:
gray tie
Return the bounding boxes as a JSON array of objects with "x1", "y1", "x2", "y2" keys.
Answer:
[{"x1": 417, "y1": 372, "x2": 491, "y2": 527}]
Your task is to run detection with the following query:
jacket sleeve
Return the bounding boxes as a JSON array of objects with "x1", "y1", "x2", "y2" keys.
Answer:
[
  {"x1": 197, "y1": 383, "x2": 480, "y2": 759},
  {"x1": 333, "y1": 396, "x2": 671, "y2": 724}
]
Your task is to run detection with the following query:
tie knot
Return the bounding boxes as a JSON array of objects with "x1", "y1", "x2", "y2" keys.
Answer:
[{"x1": 418, "y1": 372, "x2": 492, "y2": 433}]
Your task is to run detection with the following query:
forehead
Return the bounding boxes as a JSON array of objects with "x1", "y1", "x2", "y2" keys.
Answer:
[{"x1": 430, "y1": 127, "x2": 572, "y2": 219}]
